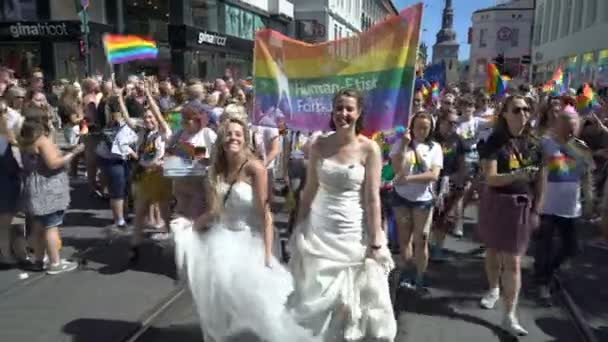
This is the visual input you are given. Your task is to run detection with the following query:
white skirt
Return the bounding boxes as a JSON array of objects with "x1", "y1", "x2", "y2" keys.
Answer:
[{"x1": 172, "y1": 217, "x2": 319, "y2": 342}]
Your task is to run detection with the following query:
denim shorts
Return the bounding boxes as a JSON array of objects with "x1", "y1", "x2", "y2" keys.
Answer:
[
  {"x1": 391, "y1": 191, "x2": 434, "y2": 209},
  {"x1": 31, "y1": 210, "x2": 65, "y2": 229},
  {"x1": 99, "y1": 157, "x2": 130, "y2": 199}
]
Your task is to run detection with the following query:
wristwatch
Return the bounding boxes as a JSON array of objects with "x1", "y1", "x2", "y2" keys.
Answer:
[{"x1": 370, "y1": 244, "x2": 383, "y2": 250}]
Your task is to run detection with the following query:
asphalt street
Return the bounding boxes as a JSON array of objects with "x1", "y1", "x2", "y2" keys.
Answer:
[{"x1": 0, "y1": 179, "x2": 594, "y2": 342}]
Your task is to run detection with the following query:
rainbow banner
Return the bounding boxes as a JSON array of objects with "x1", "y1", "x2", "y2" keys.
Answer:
[
  {"x1": 102, "y1": 34, "x2": 158, "y2": 65},
  {"x1": 253, "y1": 3, "x2": 423, "y2": 132}
]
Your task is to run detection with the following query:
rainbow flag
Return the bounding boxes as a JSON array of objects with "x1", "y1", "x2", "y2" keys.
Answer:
[
  {"x1": 577, "y1": 83, "x2": 600, "y2": 113},
  {"x1": 486, "y1": 63, "x2": 509, "y2": 96},
  {"x1": 103, "y1": 34, "x2": 158, "y2": 65},
  {"x1": 542, "y1": 67, "x2": 565, "y2": 95},
  {"x1": 430, "y1": 82, "x2": 440, "y2": 101},
  {"x1": 253, "y1": 3, "x2": 423, "y2": 132}
]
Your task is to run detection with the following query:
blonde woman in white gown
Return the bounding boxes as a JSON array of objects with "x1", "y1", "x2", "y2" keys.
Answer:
[
  {"x1": 173, "y1": 117, "x2": 318, "y2": 342},
  {"x1": 288, "y1": 89, "x2": 397, "y2": 341}
]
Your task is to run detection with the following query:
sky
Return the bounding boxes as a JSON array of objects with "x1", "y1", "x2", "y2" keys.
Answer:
[{"x1": 395, "y1": 0, "x2": 495, "y2": 62}]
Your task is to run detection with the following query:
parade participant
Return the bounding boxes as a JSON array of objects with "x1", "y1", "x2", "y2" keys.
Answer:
[
  {"x1": 0, "y1": 99, "x2": 22, "y2": 268},
  {"x1": 19, "y1": 107, "x2": 85, "y2": 274},
  {"x1": 431, "y1": 111, "x2": 465, "y2": 261},
  {"x1": 130, "y1": 82, "x2": 173, "y2": 262},
  {"x1": 391, "y1": 111, "x2": 442, "y2": 289},
  {"x1": 477, "y1": 95, "x2": 543, "y2": 336},
  {"x1": 173, "y1": 117, "x2": 317, "y2": 342},
  {"x1": 167, "y1": 103, "x2": 216, "y2": 220},
  {"x1": 288, "y1": 89, "x2": 396, "y2": 341},
  {"x1": 534, "y1": 106, "x2": 594, "y2": 301},
  {"x1": 452, "y1": 95, "x2": 488, "y2": 237},
  {"x1": 537, "y1": 95, "x2": 563, "y2": 135},
  {"x1": 58, "y1": 85, "x2": 84, "y2": 177},
  {"x1": 95, "y1": 90, "x2": 138, "y2": 231}
]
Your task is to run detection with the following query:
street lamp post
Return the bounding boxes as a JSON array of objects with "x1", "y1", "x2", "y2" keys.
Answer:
[{"x1": 76, "y1": 0, "x2": 91, "y2": 76}]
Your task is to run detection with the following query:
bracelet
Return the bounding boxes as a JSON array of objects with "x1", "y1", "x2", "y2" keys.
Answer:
[{"x1": 370, "y1": 244, "x2": 383, "y2": 250}]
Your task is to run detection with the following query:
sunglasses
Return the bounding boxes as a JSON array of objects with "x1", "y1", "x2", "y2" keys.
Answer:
[
  {"x1": 442, "y1": 101, "x2": 454, "y2": 106},
  {"x1": 511, "y1": 106, "x2": 530, "y2": 114}
]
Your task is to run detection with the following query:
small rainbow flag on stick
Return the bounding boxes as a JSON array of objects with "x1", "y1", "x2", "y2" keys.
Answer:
[{"x1": 102, "y1": 34, "x2": 158, "y2": 65}]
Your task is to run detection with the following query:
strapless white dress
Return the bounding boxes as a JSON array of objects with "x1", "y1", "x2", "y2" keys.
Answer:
[
  {"x1": 173, "y1": 181, "x2": 319, "y2": 342},
  {"x1": 287, "y1": 158, "x2": 397, "y2": 341}
]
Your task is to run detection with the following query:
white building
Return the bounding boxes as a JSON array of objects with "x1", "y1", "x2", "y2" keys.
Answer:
[
  {"x1": 292, "y1": 0, "x2": 397, "y2": 43},
  {"x1": 532, "y1": 0, "x2": 608, "y2": 88},
  {"x1": 468, "y1": 0, "x2": 534, "y2": 87}
]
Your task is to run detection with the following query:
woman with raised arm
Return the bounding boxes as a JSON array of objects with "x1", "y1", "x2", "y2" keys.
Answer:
[
  {"x1": 173, "y1": 116, "x2": 318, "y2": 342},
  {"x1": 287, "y1": 89, "x2": 396, "y2": 341}
]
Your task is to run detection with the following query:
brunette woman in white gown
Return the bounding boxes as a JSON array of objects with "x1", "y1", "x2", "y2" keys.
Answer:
[
  {"x1": 287, "y1": 89, "x2": 397, "y2": 341},
  {"x1": 172, "y1": 117, "x2": 317, "y2": 342}
]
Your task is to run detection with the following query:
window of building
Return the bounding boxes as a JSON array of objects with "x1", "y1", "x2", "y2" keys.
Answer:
[
  {"x1": 587, "y1": 0, "x2": 597, "y2": 27},
  {"x1": 561, "y1": 0, "x2": 572, "y2": 37},
  {"x1": 542, "y1": 0, "x2": 552, "y2": 43},
  {"x1": 339, "y1": 26, "x2": 342, "y2": 39},
  {"x1": 479, "y1": 28, "x2": 487, "y2": 48},
  {"x1": 334, "y1": 24, "x2": 338, "y2": 40},
  {"x1": 573, "y1": 0, "x2": 583, "y2": 31},
  {"x1": 224, "y1": 4, "x2": 266, "y2": 40},
  {"x1": 534, "y1": 4, "x2": 544, "y2": 46},
  {"x1": 551, "y1": 0, "x2": 561, "y2": 41},
  {"x1": 0, "y1": 0, "x2": 37, "y2": 21},
  {"x1": 511, "y1": 28, "x2": 519, "y2": 47}
]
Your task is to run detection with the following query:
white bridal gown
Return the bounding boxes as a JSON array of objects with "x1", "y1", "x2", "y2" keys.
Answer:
[
  {"x1": 288, "y1": 158, "x2": 397, "y2": 341},
  {"x1": 173, "y1": 181, "x2": 318, "y2": 342}
]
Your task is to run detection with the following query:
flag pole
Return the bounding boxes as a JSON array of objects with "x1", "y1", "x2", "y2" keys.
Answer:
[{"x1": 407, "y1": 4, "x2": 424, "y2": 128}]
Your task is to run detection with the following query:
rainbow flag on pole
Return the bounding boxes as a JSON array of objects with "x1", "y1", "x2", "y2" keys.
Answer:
[
  {"x1": 103, "y1": 34, "x2": 158, "y2": 65},
  {"x1": 253, "y1": 3, "x2": 423, "y2": 132},
  {"x1": 486, "y1": 63, "x2": 509, "y2": 96}
]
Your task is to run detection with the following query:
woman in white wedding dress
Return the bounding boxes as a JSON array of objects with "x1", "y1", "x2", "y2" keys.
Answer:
[
  {"x1": 172, "y1": 116, "x2": 317, "y2": 342},
  {"x1": 287, "y1": 89, "x2": 397, "y2": 341}
]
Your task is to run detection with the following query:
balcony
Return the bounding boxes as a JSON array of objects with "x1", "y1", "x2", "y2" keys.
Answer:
[{"x1": 269, "y1": 0, "x2": 294, "y2": 20}]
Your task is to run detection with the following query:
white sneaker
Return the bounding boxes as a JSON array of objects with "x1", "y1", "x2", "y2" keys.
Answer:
[
  {"x1": 480, "y1": 288, "x2": 500, "y2": 309},
  {"x1": 502, "y1": 315, "x2": 528, "y2": 336},
  {"x1": 538, "y1": 285, "x2": 551, "y2": 300},
  {"x1": 452, "y1": 224, "x2": 464, "y2": 237}
]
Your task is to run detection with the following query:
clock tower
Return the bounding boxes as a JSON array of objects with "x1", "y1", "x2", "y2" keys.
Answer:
[{"x1": 432, "y1": 0, "x2": 460, "y2": 85}]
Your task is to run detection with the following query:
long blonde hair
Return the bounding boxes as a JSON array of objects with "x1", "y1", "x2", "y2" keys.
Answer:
[{"x1": 206, "y1": 117, "x2": 255, "y2": 216}]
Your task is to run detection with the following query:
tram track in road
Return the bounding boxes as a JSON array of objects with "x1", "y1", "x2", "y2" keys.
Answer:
[
  {"x1": 554, "y1": 275, "x2": 599, "y2": 342},
  {"x1": 119, "y1": 285, "x2": 187, "y2": 342}
]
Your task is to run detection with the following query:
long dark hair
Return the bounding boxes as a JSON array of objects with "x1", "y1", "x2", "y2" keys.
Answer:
[
  {"x1": 409, "y1": 111, "x2": 435, "y2": 146},
  {"x1": 493, "y1": 95, "x2": 537, "y2": 141},
  {"x1": 328, "y1": 88, "x2": 364, "y2": 134}
]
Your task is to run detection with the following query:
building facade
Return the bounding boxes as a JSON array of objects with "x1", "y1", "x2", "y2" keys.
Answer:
[
  {"x1": 532, "y1": 0, "x2": 608, "y2": 87},
  {"x1": 468, "y1": 0, "x2": 534, "y2": 87},
  {"x1": 432, "y1": 0, "x2": 459, "y2": 85},
  {"x1": 167, "y1": 0, "x2": 294, "y2": 80},
  {"x1": 292, "y1": 0, "x2": 397, "y2": 43},
  {"x1": 0, "y1": 0, "x2": 294, "y2": 80},
  {"x1": 0, "y1": 0, "x2": 115, "y2": 80}
]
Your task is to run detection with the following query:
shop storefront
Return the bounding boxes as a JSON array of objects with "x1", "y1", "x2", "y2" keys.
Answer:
[
  {"x1": 0, "y1": 20, "x2": 112, "y2": 79},
  {"x1": 168, "y1": 25, "x2": 254, "y2": 80}
]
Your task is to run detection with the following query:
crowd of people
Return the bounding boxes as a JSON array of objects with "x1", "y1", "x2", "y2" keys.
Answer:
[{"x1": 0, "y1": 64, "x2": 607, "y2": 341}]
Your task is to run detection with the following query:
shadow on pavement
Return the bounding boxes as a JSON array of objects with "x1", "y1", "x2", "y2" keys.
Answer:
[
  {"x1": 395, "y1": 292, "x2": 517, "y2": 342},
  {"x1": 535, "y1": 317, "x2": 586, "y2": 342},
  {"x1": 64, "y1": 318, "x2": 266, "y2": 342},
  {"x1": 63, "y1": 318, "x2": 141, "y2": 342},
  {"x1": 62, "y1": 211, "x2": 112, "y2": 228},
  {"x1": 61, "y1": 236, "x2": 177, "y2": 280}
]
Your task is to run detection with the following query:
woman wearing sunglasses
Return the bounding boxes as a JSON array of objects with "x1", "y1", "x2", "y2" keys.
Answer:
[{"x1": 477, "y1": 95, "x2": 543, "y2": 336}]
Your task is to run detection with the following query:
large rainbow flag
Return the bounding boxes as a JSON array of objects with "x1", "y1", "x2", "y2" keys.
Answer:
[
  {"x1": 103, "y1": 34, "x2": 158, "y2": 65},
  {"x1": 253, "y1": 3, "x2": 423, "y2": 132}
]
